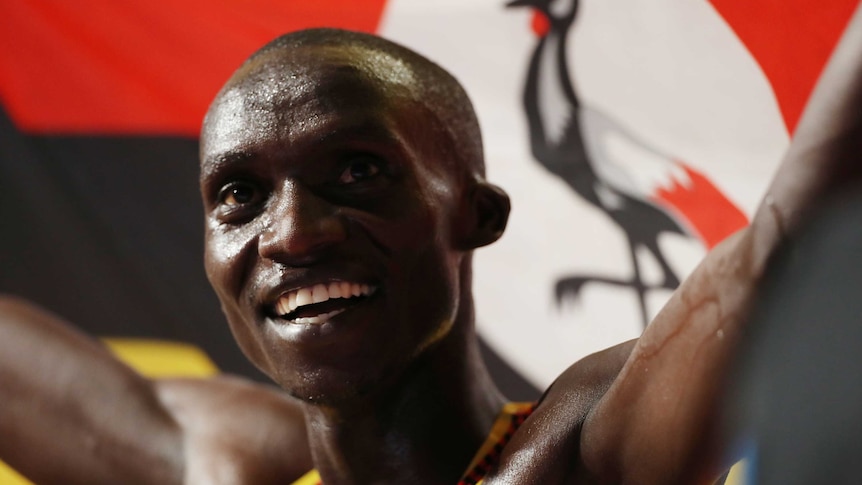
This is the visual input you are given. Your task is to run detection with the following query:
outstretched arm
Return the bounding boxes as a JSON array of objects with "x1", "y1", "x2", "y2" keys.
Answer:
[
  {"x1": 0, "y1": 295, "x2": 184, "y2": 484},
  {"x1": 0, "y1": 296, "x2": 313, "y2": 484},
  {"x1": 580, "y1": 4, "x2": 862, "y2": 483}
]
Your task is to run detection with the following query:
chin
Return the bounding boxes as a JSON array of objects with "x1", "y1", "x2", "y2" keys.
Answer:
[
  {"x1": 274, "y1": 365, "x2": 389, "y2": 407},
  {"x1": 268, "y1": 340, "x2": 438, "y2": 408}
]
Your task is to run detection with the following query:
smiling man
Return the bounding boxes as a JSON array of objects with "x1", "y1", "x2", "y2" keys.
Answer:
[
  {"x1": 199, "y1": 32, "x2": 502, "y2": 409},
  {"x1": 198, "y1": 31, "x2": 514, "y2": 483},
  {"x1": 2, "y1": 7, "x2": 862, "y2": 484}
]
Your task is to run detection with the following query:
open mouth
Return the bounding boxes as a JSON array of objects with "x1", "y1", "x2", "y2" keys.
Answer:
[{"x1": 272, "y1": 281, "x2": 376, "y2": 324}]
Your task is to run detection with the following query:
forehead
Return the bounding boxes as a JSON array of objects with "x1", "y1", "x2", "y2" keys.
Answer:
[{"x1": 200, "y1": 45, "x2": 425, "y2": 168}]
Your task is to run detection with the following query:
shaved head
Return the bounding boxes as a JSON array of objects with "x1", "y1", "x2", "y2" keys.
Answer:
[
  {"x1": 199, "y1": 27, "x2": 510, "y2": 402},
  {"x1": 206, "y1": 28, "x2": 486, "y2": 186}
]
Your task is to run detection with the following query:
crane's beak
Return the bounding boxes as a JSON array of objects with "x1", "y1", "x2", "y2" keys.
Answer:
[
  {"x1": 506, "y1": 0, "x2": 539, "y2": 8},
  {"x1": 506, "y1": 0, "x2": 552, "y2": 37}
]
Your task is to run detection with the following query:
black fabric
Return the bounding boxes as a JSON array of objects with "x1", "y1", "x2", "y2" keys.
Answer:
[
  {"x1": 0, "y1": 107, "x2": 262, "y2": 378},
  {"x1": 0, "y1": 107, "x2": 540, "y2": 397}
]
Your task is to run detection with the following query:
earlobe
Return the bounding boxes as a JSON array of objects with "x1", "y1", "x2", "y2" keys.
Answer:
[{"x1": 457, "y1": 182, "x2": 511, "y2": 250}]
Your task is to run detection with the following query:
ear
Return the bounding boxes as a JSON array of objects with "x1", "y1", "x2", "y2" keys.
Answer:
[{"x1": 455, "y1": 181, "x2": 511, "y2": 250}]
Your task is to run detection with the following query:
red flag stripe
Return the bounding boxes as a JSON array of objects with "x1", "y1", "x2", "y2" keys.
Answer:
[
  {"x1": 0, "y1": 1, "x2": 388, "y2": 136},
  {"x1": 708, "y1": 0, "x2": 858, "y2": 134}
]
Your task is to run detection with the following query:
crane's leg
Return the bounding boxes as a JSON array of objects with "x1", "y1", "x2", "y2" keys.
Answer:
[
  {"x1": 555, "y1": 275, "x2": 629, "y2": 302},
  {"x1": 642, "y1": 238, "x2": 682, "y2": 291},
  {"x1": 625, "y1": 236, "x2": 650, "y2": 327},
  {"x1": 553, "y1": 235, "x2": 650, "y2": 327}
]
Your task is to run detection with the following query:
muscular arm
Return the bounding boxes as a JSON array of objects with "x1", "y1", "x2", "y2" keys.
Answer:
[
  {"x1": 155, "y1": 376, "x2": 312, "y2": 484},
  {"x1": 0, "y1": 295, "x2": 184, "y2": 484},
  {"x1": 580, "y1": 5, "x2": 862, "y2": 483},
  {"x1": 0, "y1": 296, "x2": 312, "y2": 484},
  {"x1": 485, "y1": 340, "x2": 636, "y2": 484}
]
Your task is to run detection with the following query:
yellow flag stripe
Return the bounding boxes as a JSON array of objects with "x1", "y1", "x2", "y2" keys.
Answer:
[{"x1": 1, "y1": 338, "x2": 219, "y2": 484}]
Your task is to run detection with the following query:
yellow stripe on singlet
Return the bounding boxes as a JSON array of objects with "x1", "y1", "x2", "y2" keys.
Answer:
[
  {"x1": 460, "y1": 401, "x2": 534, "y2": 481},
  {"x1": 292, "y1": 469, "x2": 322, "y2": 485}
]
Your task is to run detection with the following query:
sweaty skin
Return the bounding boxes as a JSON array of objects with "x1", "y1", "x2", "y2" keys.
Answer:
[
  {"x1": 0, "y1": 296, "x2": 312, "y2": 485},
  {"x1": 1, "y1": 7, "x2": 862, "y2": 484},
  {"x1": 488, "y1": 5, "x2": 862, "y2": 483},
  {"x1": 199, "y1": 39, "x2": 511, "y2": 484}
]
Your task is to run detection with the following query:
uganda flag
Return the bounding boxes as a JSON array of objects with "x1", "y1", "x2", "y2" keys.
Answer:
[
  {"x1": 0, "y1": 0, "x2": 538, "y2": 402},
  {"x1": 0, "y1": 1, "x2": 387, "y2": 381},
  {"x1": 0, "y1": 2, "x2": 859, "y2": 483}
]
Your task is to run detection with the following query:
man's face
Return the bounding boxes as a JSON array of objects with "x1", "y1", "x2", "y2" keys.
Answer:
[{"x1": 200, "y1": 46, "x2": 466, "y2": 402}]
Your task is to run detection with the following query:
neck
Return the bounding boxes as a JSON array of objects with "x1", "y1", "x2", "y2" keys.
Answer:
[{"x1": 302, "y1": 272, "x2": 506, "y2": 484}]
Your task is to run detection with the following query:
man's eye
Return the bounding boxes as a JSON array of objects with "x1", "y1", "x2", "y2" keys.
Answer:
[
  {"x1": 338, "y1": 157, "x2": 381, "y2": 184},
  {"x1": 218, "y1": 181, "x2": 259, "y2": 207}
]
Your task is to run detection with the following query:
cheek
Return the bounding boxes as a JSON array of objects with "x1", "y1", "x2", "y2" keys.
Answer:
[
  {"x1": 388, "y1": 241, "x2": 462, "y2": 363},
  {"x1": 204, "y1": 221, "x2": 274, "y2": 372},
  {"x1": 359, "y1": 202, "x2": 462, "y2": 344},
  {"x1": 204, "y1": 219, "x2": 260, "y2": 299},
  {"x1": 355, "y1": 182, "x2": 456, "y2": 251}
]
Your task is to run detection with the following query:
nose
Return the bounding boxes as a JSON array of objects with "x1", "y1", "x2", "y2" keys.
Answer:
[{"x1": 257, "y1": 183, "x2": 347, "y2": 266}]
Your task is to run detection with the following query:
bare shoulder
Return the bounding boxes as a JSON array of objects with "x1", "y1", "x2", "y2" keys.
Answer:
[
  {"x1": 579, "y1": 230, "x2": 756, "y2": 483},
  {"x1": 154, "y1": 375, "x2": 313, "y2": 484},
  {"x1": 0, "y1": 296, "x2": 312, "y2": 484},
  {"x1": 485, "y1": 340, "x2": 636, "y2": 484},
  {"x1": 486, "y1": 232, "x2": 753, "y2": 485}
]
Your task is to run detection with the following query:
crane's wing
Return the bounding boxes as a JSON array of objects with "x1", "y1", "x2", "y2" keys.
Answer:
[{"x1": 579, "y1": 107, "x2": 747, "y2": 248}]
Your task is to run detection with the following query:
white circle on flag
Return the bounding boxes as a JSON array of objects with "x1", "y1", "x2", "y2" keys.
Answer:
[{"x1": 380, "y1": 0, "x2": 787, "y2": 387}]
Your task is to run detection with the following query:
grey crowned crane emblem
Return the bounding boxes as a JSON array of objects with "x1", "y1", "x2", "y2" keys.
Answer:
[{"x1": 507, "y1": 0, "x2": 748, "y2": 327}]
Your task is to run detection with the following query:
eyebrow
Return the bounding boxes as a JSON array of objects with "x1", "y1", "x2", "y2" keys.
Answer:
[
  {"x1": 200, "y1": 150, "x2": 254, "y2": 182},
  {"x1": 199, "y1": 114, "x2": 409, "y2": 182},
  {"x1": 313, "y1": 119, "x2": 402, "y2": 149}
]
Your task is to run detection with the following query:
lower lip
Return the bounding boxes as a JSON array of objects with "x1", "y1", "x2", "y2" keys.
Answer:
[
  {"x1": 264, "y1": 294, "x2": 377, "y2": 339},
  {"x1": 288, "y1": 308, "x2": 346, "y2": 325}
]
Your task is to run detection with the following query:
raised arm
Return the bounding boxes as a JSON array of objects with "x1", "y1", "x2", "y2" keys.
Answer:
[
  {"x1": 580, "y1": 4, "x2": 862, "y2": 483},
  {"x1": 0, "y1": 295, "x2": 184, "y2": 484}
]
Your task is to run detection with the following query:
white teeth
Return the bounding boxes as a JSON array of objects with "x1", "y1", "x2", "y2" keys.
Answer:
[
  {"x1": 275, "y1": 298, "x2": 290, "y2": 316},
  {"x1": 274, "y1": 281, "x2": 376, "y2": 318},
  {"x1": 311, "y1": 284, "x2": 328, "y2": 303},
  {"x1": 327, "y1": 282, "x2": 342, "y2": 298},
  {"x1": 295, "y1": 288, "x2": 313, "y2": 307}
]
